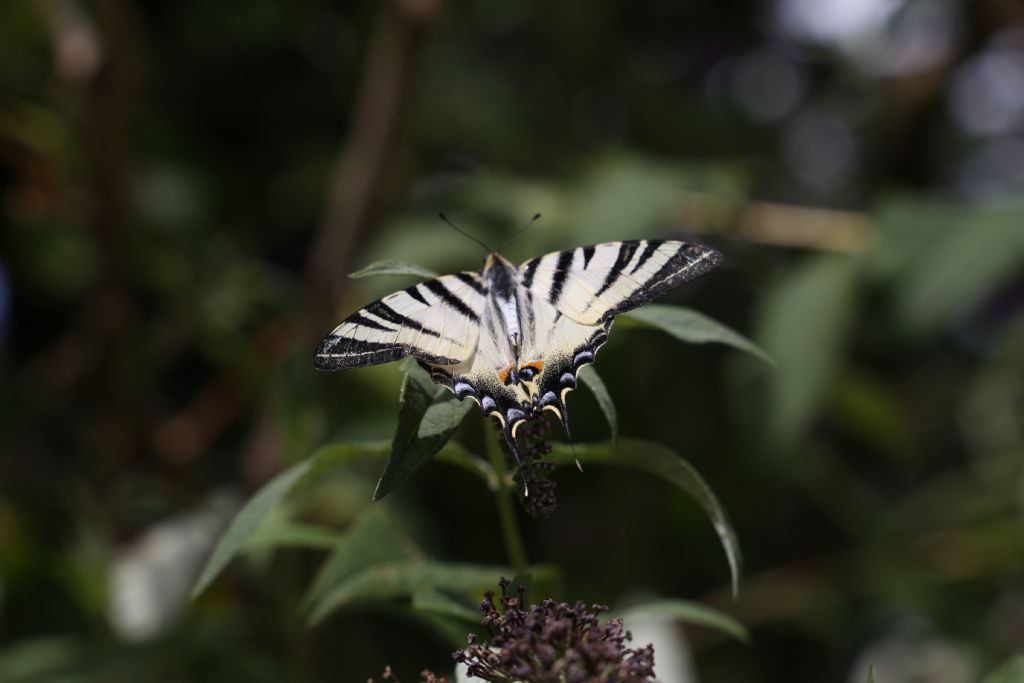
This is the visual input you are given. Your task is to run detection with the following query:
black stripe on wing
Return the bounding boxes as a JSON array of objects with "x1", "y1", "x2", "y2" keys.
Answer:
[
  {"x1": 548, "y1": 249, "x2": 574, "y2": 305},
  {"x1": 594, "y1": 241, "x2": 640, "y2": 297},
  {"x1": 365, "y1": 301, "x2": 442, "y2": 338},
  {"x1": 423, "y1": 279, "x2": 480, "y2": 322},
  {"x1": 314, "y1": 337, "x2": 459, "y2": 371},
  {"x1": 600, "y1": 241, "x2": 721, "y2": 321}
]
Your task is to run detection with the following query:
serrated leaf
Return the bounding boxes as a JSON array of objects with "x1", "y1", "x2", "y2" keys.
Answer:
[
  {"x1": 307, "y1": 561, "x2": 509, "y2": 625},
  {"x1": 192, "y1": 442, "x2": 392, "y2": 598},
  {"x1": 348, "y1": 260, "x2": 439, "y2": 279},
  {"x1": 982, "y1": 655, "x2": 1024, "y2": 683},
  {"x1": 302, "y1": 507, "x2": 410, "y2": 617},
  {"x1": 373, "y1": 362, "x2": 474, "y2": 501},
  {"x1": 623, "y1": 305, "x2": 775, "y2": 367},
  {"x1": 548, "y1": 438, "x2": 742, "y2": 596},
  {"x1": 615, "y1": 599, "x2": 749, "y2": 642},
  {"x1": 578, "y1": 365, "x2": 618, "y2": 443}
]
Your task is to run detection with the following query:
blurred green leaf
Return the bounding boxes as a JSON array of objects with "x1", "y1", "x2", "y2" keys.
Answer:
[
  {"x1": 623, "y1": 305, "x2": 775, "y2": 366},
  {"x1": 548, "y1": 438, "x2": 742, "y2": 596},
  {"x1": 302, "y1": 506, "x2": 410, "y2": 617},
  {"x1": 193, "y1": 442, "x2": 393, "y2": 598},
  {"x1": 615, "y1": 599, "x2": 749, "y2": 642},
  {"x1": 867, "y1": 665, "x2": 876, "y2": 683},
  {"x1": 348, "y1": 260, "x2": 439, "y2": 279},
  {"x1": 243, "y1": 515, "x2": 344, "y2": 552},
  {"x1": 307, "y1": 561, "x2": 510, "y2": 625},
  {"x1": 755, "y1": 255, "x2": 858, "y2": 446},
  {"x1": 411, "y1": 586, "x2": 482, "y2": 623},
  {"x1": 192, "y1": 458, "x2": 315, "y2": 598},
  {"x1": 578, "y1": 365, "x2": 618, "y2": 443},
  {"x1": 0, "y1": 637, "x2": 91, "y2": 682},
  {"x1": 982, "y1": 655, "x2": 1024, "y2": 683},
  {"x1": 373, "y1": 361, "x2": 474, "y2": 501},
  {"x1": 877, "y1": 199, "x2": 1024, "y2": 335}
]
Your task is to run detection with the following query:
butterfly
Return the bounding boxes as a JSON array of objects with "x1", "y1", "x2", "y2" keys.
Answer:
[{"x1": 314, "y1": 239, "x2": 722, "y2": 465}]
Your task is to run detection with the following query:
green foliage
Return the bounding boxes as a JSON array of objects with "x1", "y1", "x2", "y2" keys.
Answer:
[
  {"x1": 623, "y1": 305, "x2": 775, "y2": 366},
  {"x1": 192, "y1": 457, "x2": 318, "y2": 598},
  {"x1": 547, "y1": 439, "x2": 742, "y2": 596},
  {"x1": 578, "y1": 365, "x2": 618, "y2": 443},
  {"x1": 982, "y1": 655, "x2": 1024, "y2": 683},
  {"x1": 348, "y1": 260, "x2": 440, "y2": 280},
  {"x1": 373, "y1": 360, "x2": 473, "y2": 501},
  {"x1": 615, "y1": 599, "x2": 749, "y2": 642},
  {"x1": 754, "y1": 255, "x2": 858, "y2": 447}
]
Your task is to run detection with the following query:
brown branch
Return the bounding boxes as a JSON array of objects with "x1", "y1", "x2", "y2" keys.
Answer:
[
  {"x1": 305, "y1": 0, "x2": 445, "y2": 341},
  {"x1": 149, "y1": 0, "x2": 445, "y2": 474}
]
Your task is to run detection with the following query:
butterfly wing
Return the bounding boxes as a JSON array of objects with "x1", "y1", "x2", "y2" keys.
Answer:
[
  {"x1": 517, "y1": 239, "x2": 721, "y2": 430},
  {"x1": 313, "y1": 272, "x2": 486, "y2": 371},
  {"x1": 520, "y1": 240, "x2": 721, "y2": 326}
]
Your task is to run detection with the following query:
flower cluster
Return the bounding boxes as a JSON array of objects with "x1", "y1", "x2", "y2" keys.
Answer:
[
  {"x1": 503, "y1": 419, "x2": 558, "y2": 518},
  {"x1": 367, "y1": 666, "x2": 447, "y2": 683},
  {"x1": 453, "y1": 578, "x2": 657, "y2": 682}
]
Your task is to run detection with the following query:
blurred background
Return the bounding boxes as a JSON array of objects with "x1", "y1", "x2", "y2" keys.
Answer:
[{"x1": 2, "y1": 0, "x2": 1023, "y2": 681}]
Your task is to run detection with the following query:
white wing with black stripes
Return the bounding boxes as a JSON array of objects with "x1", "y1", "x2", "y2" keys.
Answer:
[
  {"x1": 520, "y1": 240, "x2": 721, "y2": 326},
  {"x1": 314, "y1": 238, "x2": 721, "y2": 474},
  {"x1": 313, "y1": 272, "x2": 486, "y2": 371},
  {"x1": 515, "y1": 239, "x2": 721, "y2": 439}
]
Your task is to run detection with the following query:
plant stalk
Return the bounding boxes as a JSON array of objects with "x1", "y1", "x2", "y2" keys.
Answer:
[{"x1": 485, "y1": 423, "x2": 528, "y2": 575}]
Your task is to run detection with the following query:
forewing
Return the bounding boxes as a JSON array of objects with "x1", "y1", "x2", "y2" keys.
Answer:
[
  {"x1": 519, "y1": 240, "x2": 721, "y2": 325},
  {"x1": 313, "y1": 272, "x2": 485, "y2": 371}
]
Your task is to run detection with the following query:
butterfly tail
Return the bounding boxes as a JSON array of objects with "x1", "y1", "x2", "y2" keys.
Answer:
[{"x1": 498, "y1": 417, "x2": 529, "y2": 497}]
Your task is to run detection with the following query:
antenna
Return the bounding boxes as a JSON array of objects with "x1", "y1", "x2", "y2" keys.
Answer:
[
  {"x1": 498, "y1": 213, "x2": 541, "y2": 252},
  {"x1": 439, "y1": 213, "x2": 493, "y2": 254}
]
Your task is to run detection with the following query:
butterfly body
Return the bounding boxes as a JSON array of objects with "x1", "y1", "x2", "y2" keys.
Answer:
[{"x1": 315, "y1": 240, "x2": 721, "y2": 460}]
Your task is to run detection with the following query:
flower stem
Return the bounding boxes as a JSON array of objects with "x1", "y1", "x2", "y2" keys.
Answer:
[{"x1": 485, "y1": 423, "x2": 528, "y2": 575}]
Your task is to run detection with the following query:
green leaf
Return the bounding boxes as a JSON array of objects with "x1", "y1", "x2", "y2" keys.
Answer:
[
  {"x1": 302, "y1": 507, "x2": 411, "y2": 617},
  {"x1": 243, "y1": 514, "x2": 344, "y2": 552},
  {"x1": 578, "y1": 365, "x2": 618, "y2": 443},
  {"x1": 192, "y1": 441, "x2": 392, "y2": 598},
  {"x1": 307, "y1": 561, "x2": 509, "y2": 625},
  {"x1": 615, "y1": 599, "x2": 749, "y2": 642},
  {"x1": 623, "y1": 305, "x2": 775, "y2": 367},
  {"x1": 373, "y1": 362, "x2": 474, "y2": 501},
  {"x1": 867, "y1": 665, "x2": 876, "y2": 683},
  {"x1": 548, "y1": 438, "x2": 742, "y2": 596},
  {"x1": 348, "y1": 260, "x2": 439, "y2": 279},
  {"x1": 982, "y1": 655, "x2": 1024, "y2": 683},
  {"x1": 754, "y1": 255, "x2": 858, "y2": 447},
  {"x1": 192, "y1": 457, "x2": 315, "y2": 598},
  {"x1": 875, "y1": 198, "x2": 1024, "y2": 335},
  {"x1": 411, "y1": 586, "x2": 482, "y2": 623}
]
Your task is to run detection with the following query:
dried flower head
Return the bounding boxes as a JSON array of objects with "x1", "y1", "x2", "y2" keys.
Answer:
[
  {"x1": 453, "y1": 577, "x2": 657, "y2": 682},
  {"x1": 500, "y1": 418, "x2": 558, "y2": 518},
  {"x1": 368, "y1": 666, "x2": 448, "y2": 683}
]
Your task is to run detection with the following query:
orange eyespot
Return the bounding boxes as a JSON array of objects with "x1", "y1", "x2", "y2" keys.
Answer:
[
  {"x1": 496, "y1": 364, "x2": 514, "y2": 384},
  {"x1": 523, "y1": 360, "x2": 544, "y2": 372}
]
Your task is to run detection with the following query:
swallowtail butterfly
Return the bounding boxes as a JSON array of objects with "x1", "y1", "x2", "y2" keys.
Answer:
[{"x1": 314, "y1": 240, "x2": 721, "y2": 463}]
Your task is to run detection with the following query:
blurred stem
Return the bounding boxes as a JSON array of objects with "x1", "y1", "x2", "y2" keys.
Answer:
[{"x1": 485, "y1": 423, "x2": 528, "y2": 576}]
